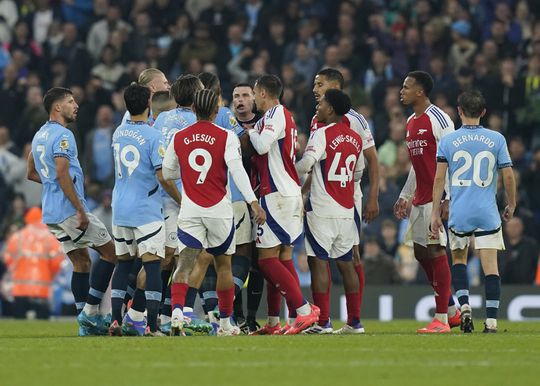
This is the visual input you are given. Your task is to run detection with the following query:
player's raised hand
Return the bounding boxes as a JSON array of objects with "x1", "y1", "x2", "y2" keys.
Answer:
[
  {"x1": 77, "y1": 210, "x2": 89, "y2": 231},
  {"x1": 393, "y1": 197, "x2": 409, "y2": 219},
  {"x1": 430, "y1": 214, "x2": 443, "y2": 239},
  {"x1": 363, "y1": 199, "x2": 379, "y2": 223},
  {"x1": 502, "y1": 205, "x2": 515, "y2": 221},
  {"x1": 440, "y1": 199, "x2": 449, "y2": 221},
  {"x1": 250, "y1": 201, "x2": 266, "y2": 225}
]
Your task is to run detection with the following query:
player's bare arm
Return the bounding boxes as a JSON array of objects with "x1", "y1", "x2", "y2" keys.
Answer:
[
  {"x1": 430, "y1": 162, "x2": 448, "y2": 238},
  {"x1": 26, "y1": 152, "x2": 41, "y2": 184},
  {"x1": 55, "y1": 156, "x2": 88, "y2": 230},
  {"x1": 250, "y1": 201, "x2": 266, "y2": 225},
  {"x1": 156, "y1": 168, "x2": 182, "y2": 206},
  {"x1": 501, "y1": 166, "x2": 516, "y2": 221},
  {"x1": 301, "y1": 172, "x2": 312, "y2": 199},
  {"x1": 363, "y1": 146, "x2": 380, "y2": 223}
]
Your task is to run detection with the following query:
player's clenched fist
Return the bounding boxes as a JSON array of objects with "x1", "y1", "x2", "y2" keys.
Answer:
[
  {"x1": 393, "y1": 197, "x2": 409, "y2": 219},
  {"x1": 250, "y1": 201, "x2": 266, "y2": 225}
]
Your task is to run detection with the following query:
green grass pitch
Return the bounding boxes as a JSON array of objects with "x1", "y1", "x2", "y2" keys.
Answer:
[{"x1": 1, "y1": 320, "x2": 538, "y2": 386}]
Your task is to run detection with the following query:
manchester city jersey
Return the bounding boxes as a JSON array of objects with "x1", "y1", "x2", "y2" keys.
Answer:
[
  {"x1": 153, "y1": 107, "x2": 196, "y2": 196},
  {"x1": 437, "y1": 125, "x2": 512, "y2": 233},
  {"x1": 215, "y1": 106, "x2": 245, "y2": 202},
  {"x1": 112, "y1": 120, "x2": 165, "y2": 227},
  {"x1": 31, "y1": 121, "x2": 88, "y2": 224}
]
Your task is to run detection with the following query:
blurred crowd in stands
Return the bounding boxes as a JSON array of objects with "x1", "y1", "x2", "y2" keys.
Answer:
[{"x1": 1, "y1": 0, "x2": 540, "y2": 316}]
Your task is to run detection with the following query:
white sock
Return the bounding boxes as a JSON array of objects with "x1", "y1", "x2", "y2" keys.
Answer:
[
  {"x1": 160, "y1": 315, "x2": 171, "y2": 325},
  {"x1": 208, "y1": 312, "x2": 218, "y2": 324},
  {"x1": 220, "y1": 317, "x2": 232, "y2": 329},
  {"x1": 268, "y1": 316, "x2": 280, "y2": 327},
  {"x1": 434, "y1": 313, "x2": 448, "y2": 324},
  {"x1": 448, "y1": 305, "x2": 457, "y2": 317},
  {"x1": 486, "y1": 318, "x2": 497, "y2": 329},
  {"x1": 82, "y1": 304, "x2": 99, "y2": 316},
  {"x1": 127, "y1": 308, "x2": 145, "y2": 322},
  {"x1": 296, "y1": 302, "x2": 311, "y2": 316}
]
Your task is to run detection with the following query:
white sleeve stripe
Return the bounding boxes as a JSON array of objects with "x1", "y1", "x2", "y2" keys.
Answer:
[
  {"x1": 347, "y1": 110, "x2": 368, "y2": 131},
  {"x1": 428, "y1": 106, "x2": 449, "y2": 128}
]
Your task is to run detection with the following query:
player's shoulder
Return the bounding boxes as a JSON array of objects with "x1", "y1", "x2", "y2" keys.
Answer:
[
  {"x1": 265, "y1": 104, "x2": 285, "y2": 119},
  {"x1": 142, "y1": 124, "x2": 163, "y2": 140},
  {"x1": 483, "y1": 127, "x2": 505, "y2": 141},
  {"x1": 344, "y1": 109, "x2": 369, "y2": 131},
  {"x1": 219, "y1": 106, "x2": 241, "y2": 126},
  {"x1": 426, "y1": 104, "x2": 452, "y2": 129},
  {"x1": 153, "y1": 110, "x2": 169, "y2": 127}
]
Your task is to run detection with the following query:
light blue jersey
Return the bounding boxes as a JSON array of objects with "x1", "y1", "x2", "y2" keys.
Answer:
[
  {"x1": 121, "y1": 110, "x2": 154, "y2": 126},
  {"x1": 31, "y1": 121, "x2": 88, "y2": 224},
  {"x1": 437, "y1": 125, "x2": 512, "y2": 233},
  {"x1": 112, "y1": 120, "x2": 165, "y2": 227},
  {"x1": 216, "y1": 106, "x2": 245, "y2": 202},
  {"x1": 153, "y1": 107, "x2": 196, "y2": 196}
]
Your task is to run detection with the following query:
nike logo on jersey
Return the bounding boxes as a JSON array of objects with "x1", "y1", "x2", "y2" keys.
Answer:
[{"x1": 418, "y1": 129, "x2": 427, "y2": 135}]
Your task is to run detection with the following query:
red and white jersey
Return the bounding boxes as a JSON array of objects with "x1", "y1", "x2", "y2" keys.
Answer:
[
  {"x1": 311, "y1": 109, "x2": 373, "y2": 200},
  {"x1": 304, "y1": 122, "x2": 363, "y2": 218},
  {"x1": 163, "y1": 121, "x2": 240, "y2": 218},
  {"x1": 406, "y1": 104, "x2": 454, "y2": 205},
  {"x1": 311, "y1": 109, "x2": 373, "y2": 171},
  {"x1": 251, "y1": 104, "x2": 301, "y2": 197}
]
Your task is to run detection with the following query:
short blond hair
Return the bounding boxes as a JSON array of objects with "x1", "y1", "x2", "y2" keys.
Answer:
[{"x1": 138, "y1": 68, "x2": 164, "y2": 86}]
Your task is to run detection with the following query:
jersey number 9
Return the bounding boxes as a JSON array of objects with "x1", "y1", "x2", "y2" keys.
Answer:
[{"x1": 188, "y1": 148, "x2": 212, "y2": 184}]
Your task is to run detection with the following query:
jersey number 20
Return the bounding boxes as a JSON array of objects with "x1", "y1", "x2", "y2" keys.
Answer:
[{"x1": 451, "y1": 150, "x2": 495, "y2": 187}]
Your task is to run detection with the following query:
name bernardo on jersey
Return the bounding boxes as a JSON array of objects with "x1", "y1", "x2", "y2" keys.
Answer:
[
  {"x1": 183, "y1": 133, "x2": 216, "y2": 145},
  {"x1": 451, "y1": 133, "x2": 496, "y2": 148}
]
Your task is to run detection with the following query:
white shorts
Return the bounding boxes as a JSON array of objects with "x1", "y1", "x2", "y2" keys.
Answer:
[
  {"x1": 255, "y1": 192, "x2": 303, "y2": 249},
  {"x1": 449, "y1": 227, "x2": 505, "y2": 251},
  {"x1": 113, "y1": 221, "x2": 166, "y2": 258},
  {"x1": 233, "y1": 201, "x2": 252, "y2": 245},
  {"x1": 177, "y1": 217, "x2": 236, "y2": 256},
  {"x1": 163, "y1": 198, "x2": 179, "y2": 250},
  {"x1": 353, "y1": 195, "x2": 362, "y2": 246},
  {"x1": 48, "y1": 212, "x2": 111, "y2": 254},
  {"x1": 404, "y1": 203, "x2": 447, "y2": 247},
  {"x1": 304, "y1": 212, "x2": 354, "y2": 260}
]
